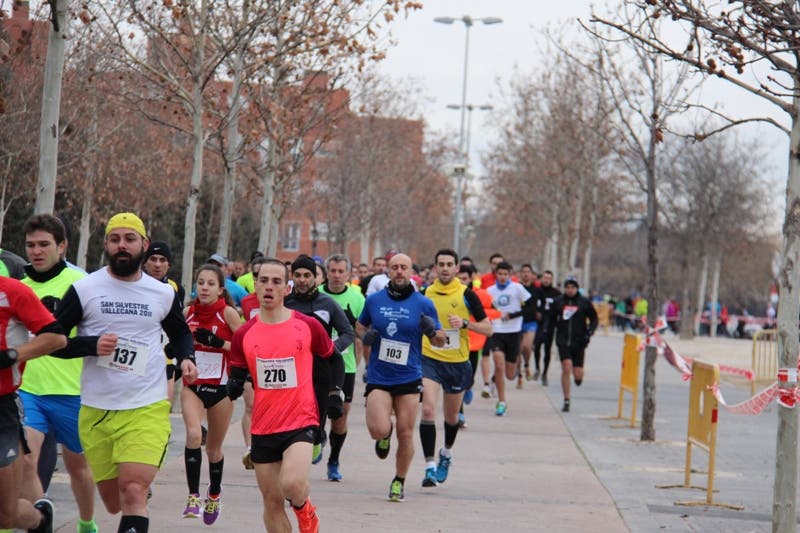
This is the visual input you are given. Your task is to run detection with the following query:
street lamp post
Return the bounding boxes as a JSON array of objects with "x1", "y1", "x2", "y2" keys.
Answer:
[
  {"x1": 446, "y1": 103, "x2": 492, "y2": 252},
  {"x1": 435, "y1": 15, "x2": 502, "y2": 254}
]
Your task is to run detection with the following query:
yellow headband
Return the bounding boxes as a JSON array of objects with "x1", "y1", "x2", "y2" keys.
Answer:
[{"x1": 105, "y1": 212, "x2": 147, "y2": 238}]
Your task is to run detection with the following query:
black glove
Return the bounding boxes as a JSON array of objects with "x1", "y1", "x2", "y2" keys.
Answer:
[
  {"x1": 327, "y1": 391, "x2": 344, "y2": 419},
  {"x1": 194, "y1": 328, "x2": 225, "y2": 349},
  {"x1": 343, "y1": 305, "x2": 357, "y2": 327},
  {"x1": 361, "y1": 328, "x2": 380, "y2": 346},
  {"x1": 420, "y1": 314, "x2": 437, "y2": 339},
  {"x1": 0, "y1": 350, "x2": 17, "y2": 369}
]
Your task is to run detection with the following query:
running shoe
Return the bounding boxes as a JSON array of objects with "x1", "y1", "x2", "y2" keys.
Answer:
[
  {"x1": 516, "y1": 375, "x2": 523, "y2": 389},
  {"x1": 388, "y1": 479, "x2": 405, "y2": 502},
  {"x1": 202, "y1": 492, "x2": 221, "y2": 525},
  {"x1": 464, "y1": 388, "x2": 473, "y2": 405},
  {"x1": 182, "y1": 493, "x2": 202, "y2": 518},
  {"x1": 495, "y1": 401, "x2": 507, "y2": 417},
  {"x1": 541, "y1": 374, "x2": 548, "y2": 387},
  {"x1": 481, "y1": 383, "x2": 491, "y2": 398},
  {"x1": 422, "y1": 467, "x2": 438, "y2": 487},
  {"x1": 490, "y1": 380, "x2": 497, "y2": 398},
  {"x1": 435, "y1": 451, "x2": 451, "y2": 483},
  {"x1": 312, "y1": 443, "x2": 323, "y2": 464},
  {"x1": 525, "y1": 366, "x2": 533, "y2": 381},
  {"x1": 533, "y1": 370, "x2": 540, "y2": 381},
  {"x1": 562, "y1": 399, "x2": 570, "y2": 413},
  {"x1": 77, "y1": 519, "x2": 98, "y2": 533},
  {"x1": 242, "y1": 449, "x2": 255, "y2": 470},
  {"x1": 293, "y1": 498, "x2": 319, "y2": 533},
  {"x1": 457, "y1": 412, "x2": 467, "y2": 428},
  {"x1": 30, "y1": 497, "x2": 54, "y2": 533},
  {"x1": 375, "y1": 425, "x2": 392, "y2": 459},
  {"x1": 201, "y1": 425, "x2": 208, "y2": 446},
  {"x1": 327, "y1": 460, "x2": 342, "y2": 482}
]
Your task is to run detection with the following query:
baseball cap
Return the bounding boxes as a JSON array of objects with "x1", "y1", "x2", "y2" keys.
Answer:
[
  {"x1": 384, "y1": 249, "x2": 401, "y2": 262},
  {"x1": 208, "y1": 253, "x2": 228, "y2": 266},
  {"x1": 105, "y1": 212, "x2": 146, "y2": 238}
]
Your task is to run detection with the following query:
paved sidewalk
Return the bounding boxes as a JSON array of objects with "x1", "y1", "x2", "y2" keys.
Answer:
[
  {"x1": 51, "y1": 369, "x2": 627, "y2": 532},
  {"x1": 542, "y1": 331, "x2": 784, "y2": 532}
]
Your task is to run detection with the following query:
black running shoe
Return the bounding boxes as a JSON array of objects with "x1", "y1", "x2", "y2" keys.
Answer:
[{"x1": 29, "y1": 497, "x2": 54, "y2": 533}]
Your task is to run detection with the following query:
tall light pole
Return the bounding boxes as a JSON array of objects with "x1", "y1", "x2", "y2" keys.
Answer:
[
  {"x1": 435, "y1": 15, "x2": 502, "y2": 254},
  {"x1": 447, "y1": 103, "x2": 492, "y2": 252}
]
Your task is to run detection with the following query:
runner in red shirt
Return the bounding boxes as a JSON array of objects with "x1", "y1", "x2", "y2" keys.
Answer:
[
  {"x1": 0, "y1": 276, "x2": 67, "y2": 532},
  {"x1": 180, "y1": 264, "x2": 241, "y2": 524},
  {"x1": 227, "y1": 259, "x2": 344, "y2": 533}
]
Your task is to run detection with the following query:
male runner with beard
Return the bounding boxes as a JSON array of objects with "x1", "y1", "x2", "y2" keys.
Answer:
[{"x1": 53, "y1": 212, "x2": 198, "y2": 533}]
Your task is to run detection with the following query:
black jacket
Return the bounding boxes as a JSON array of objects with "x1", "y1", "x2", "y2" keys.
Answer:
[
  {"x1": 534, "y1": 285, "x2": 562, "y2": 333},
  {"x1": 553, "y1": 293, "x2": 598, "y2": 348}
]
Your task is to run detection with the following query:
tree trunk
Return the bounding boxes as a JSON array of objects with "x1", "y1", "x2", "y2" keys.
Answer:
[
  {"x1": 640, "y1": 110, "x2": 660, "y2": 442},
  {"x1": 548, "y1": 191, "x2": 560, "y2": 281},
  {"x1": 582, "y1": 178, "x2": 598, "y2": 289},
  {"x1": 0, "y1": 178, "x2": 7, "y2": 243},
  {"x1": 34, "y1": 0, "x2": 68, "y2": 215},
  {"x1": 568, "y1": 173, "x2": 585, "y2": 272},
  {"x1": 772, "y1": 106, "x2": 800, "y2": 533},
  {"x1": 694, "y1": 252, "x2": 709, "y2": 336},
  {"x1": 77, "y1": 76, "x2": 99, "y2": 270},
  {"x1": 679, "y1": 249, "x2": 694, "y2": 340},
  {"x1": 217, "y1": 51, "x2": 244, "y2": 257},
  {"x1": 359, "y1": 226, "x2": 370, "y2": 265},
  {"x1": 256, "y1": 143, "x2": 276, "y2": 254},
  {"x1": 709, "y1": 251, "x2": 721, "y2": 338},
  {"x1": 180, "y1": 88, "x2": 205, "y2": 295}
]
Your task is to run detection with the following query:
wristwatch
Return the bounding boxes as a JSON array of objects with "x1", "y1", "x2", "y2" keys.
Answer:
[
  {"x1": 6, "y1": 348, "x2": 18, "y2": 361},
  {"x1": 461, "y1": 319, "x2": 469, "y2": 329}
]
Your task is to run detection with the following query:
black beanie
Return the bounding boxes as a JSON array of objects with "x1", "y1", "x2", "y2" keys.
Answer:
[
  {"x1": 144, "y1": 241, "x2": 173, "y2": 265},
  {"x1": 291, "y1": 254, "x2": 317, "y2": 274}
]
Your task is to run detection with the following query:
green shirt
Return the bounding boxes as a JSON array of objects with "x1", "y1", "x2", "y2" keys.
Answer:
[
  {"x1": 21, "y1": 265, "x2": 85, "y2": 396},
  {"x1": 320, "y1": 284, "x2": 364, "y2": 373},
  {"x1": 236, "y1": 272, "x2": 255, "y2": 294}
]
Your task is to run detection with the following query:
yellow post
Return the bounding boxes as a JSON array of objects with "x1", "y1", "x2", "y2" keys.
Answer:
[
  {"x1": 751, "y1": 329, "x2": 777, "y2": 395},
  {"x1": 659, "y1": 359, "x2": 743, "y2": 510},
  {"x1": 604, "y1": 333, "x2": 641, "y2": 427}
]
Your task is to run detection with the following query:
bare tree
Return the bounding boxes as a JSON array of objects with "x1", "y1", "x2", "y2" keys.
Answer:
[
  {"x1": 585, "y1": 4, "x2": 696, "y2": 441},
  {"x1": 33, "y1": 0, "x2": 68, "y2": 214},
  {"x1": 591, "y1": 2, "x2": 800, "y2": 527}
]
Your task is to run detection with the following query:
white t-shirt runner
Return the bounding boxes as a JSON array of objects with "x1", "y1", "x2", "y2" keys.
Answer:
[
  {"x1": 66, "y1": 268, "x2": 180, "y2": 410},
  {"x1": 487, "y1": 281, "x2": 531, "y2": 334}
]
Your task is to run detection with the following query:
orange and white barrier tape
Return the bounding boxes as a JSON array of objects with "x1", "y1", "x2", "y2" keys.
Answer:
[
  {"x1": 710, "y1": 382, "x2": 779, "y2": 415},
  {"x1": 638, "y1": 322, "x2": 693, "y2": 379}
]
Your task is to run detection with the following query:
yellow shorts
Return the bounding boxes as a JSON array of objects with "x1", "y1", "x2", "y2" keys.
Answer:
[{"x1": 78, "y1": 400, "x2": 171, "y2": 482}]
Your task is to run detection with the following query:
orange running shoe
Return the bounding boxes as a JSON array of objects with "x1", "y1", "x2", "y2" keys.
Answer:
[{"x1": 293, "y1": 498, "x2": 319, "y2": 533}]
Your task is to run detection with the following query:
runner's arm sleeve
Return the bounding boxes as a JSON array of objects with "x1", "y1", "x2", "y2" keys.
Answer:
[
  {"x1": 50, "y1": 285, "x2": 99, "y2": 358},
  {"x1": 161, "y1": 292, "x2": 195, "y2": 363},
  {"x1": 229, "y1": 324, "x2": 248, "y2": 370},
  {"x1": 587, "y1": 300, "x2": 599, "y2": 335},
  {"x1": 327, "y1": 348, "x2": 345, "y2": 390},
  {"x1": 329, "y1": 301, "x2": 355, "y2": 353},
  {"x1": 464, "y1": 289, "x2": 488, "y2": 321}
]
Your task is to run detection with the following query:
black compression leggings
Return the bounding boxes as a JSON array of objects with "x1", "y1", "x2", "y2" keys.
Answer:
[{"x1": 534, "y1": 329, "x2": 555, "y2": 377}]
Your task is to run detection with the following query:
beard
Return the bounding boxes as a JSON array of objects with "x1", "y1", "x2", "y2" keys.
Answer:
[{"x1": 109, "y1": 250, "x2": 143, "y2": 277}]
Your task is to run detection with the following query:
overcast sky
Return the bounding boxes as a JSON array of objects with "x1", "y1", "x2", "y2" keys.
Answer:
[{"x1": 375, "y1": 0, "x2": 789, "y2": 204}]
